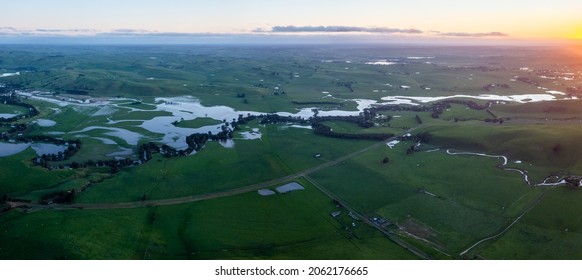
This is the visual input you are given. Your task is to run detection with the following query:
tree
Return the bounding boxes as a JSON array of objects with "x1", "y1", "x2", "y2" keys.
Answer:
[
  {"x1": 416, "y1": 132, "x2": 432, "y2": 143},
  {"x1": 382, "y1": 157, "x2": 390, "y2": 164},
  {"x1": 553, "y1": 143, "x2": 563, "y2": 155}
]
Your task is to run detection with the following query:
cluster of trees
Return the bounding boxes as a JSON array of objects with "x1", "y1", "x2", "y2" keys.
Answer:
[
  {"x1": 415, "y1": 132, "x2": 432, "y2": 143},
  {"x1": 333, "y1": 81, "x2": 356, "y2": 92},
  {"x1": 315, "y1": 115, "x2": 375, "y2": 128},
  {"x1": 252, "y1": 83, "x2": 268, "y2": 88},
  {"x1": 564, "y1": 176, "x2": 581, "y2": 189},
  {"x1": 484, "y1": 118, "x2": 505, "y2": 124},
  {"x1": 234, "y1": 114, "x2": 256, "y2": 125},
  {"x1": 426, "y1": 100, "x2": 509, "y2": 124},
  {"x1": 235, "y1": 92, "x2": 249, "y2": 104},
  {"x1": 516, "y1": 76, "x2": 540, "y2": 86},
  {"x1": 552, "y1": 143, "x2": 563, "y2": 156},
  {"x1": 0, "y1": 95, "x2": 39, "y2": 122},
  {"x1": 0, "y1": 194, "x2": 10, "y2": 214},
  {"x1": 0, "y1": 123, "x2": 26, "y2": 135},
  {"x1": 138, "y1": 142, "x2": 159, "y2": 162},
  {"x1": 40, "y1": 190, "x2": 76, "y2": 205},
  {"x1": 367, "y1": 104, "x2": 437, "y2": 116},
  {"x1": 258, "y1": 114, "x2": 310, "y2": 126},
  {"x1": 31, "y1": 138, "x2": 81, "y2": 168},
  {"x1": 0, "y1": 82, "x2": 25, "y2": 94},
  {"x1": 437, "y1": 99, "x2": 495, "y2": 110},
  {"x1": 272, "y1": 89, "x2": 286, "y2": 95},
  {"x1": 311, "y1": 122, "x2": 393, "y2": 141},
  {"x1": 65, "y1": 89, "x2": 90, "y2": 95},
  {"x1": 401, "y1": 132, "x2": 432, "y2": 155},
  {"x1": 38, "y1": 157, "x2": 137, "y2": 173},
  {"x1": 482, "y1": 84, "x2": 510, "y2": 91},
  {"x1": 566, "y1": 86, "x2": 582, "y2": 97},
  {"x1": 187, "y1": 130, "x2": 233, "y2": 152},
  {"x1": 250, "y1": 110, "x2": 395, "y2": 140},
  {"x1": 0, "y1": 203, "x2": 10, "y2": 215}
]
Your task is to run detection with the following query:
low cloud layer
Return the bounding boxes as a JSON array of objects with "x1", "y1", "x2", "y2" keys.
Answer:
[
  {"x1": 256, "y1": 25, "x2": 508, "y2": 38},
  {"x1": 436, "y1": 31, "x2": 508, "y2": 37},
  {"x1": 259, "y1": 25, "x2": 423, "y2": 34},
  {"x1": 0, "y1": 27, "x2": 162, "y2": 36},
  {"x1": 0, "y1": 25, "x2": 509, "y2": 40},
  {"x1": 0, "y1": 27, "x2": 234, "y2": 38}
]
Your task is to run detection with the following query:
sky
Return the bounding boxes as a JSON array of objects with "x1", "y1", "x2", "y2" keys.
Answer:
[{"x1": 1, "y1": 0, "x2": 582, "y2": 44}]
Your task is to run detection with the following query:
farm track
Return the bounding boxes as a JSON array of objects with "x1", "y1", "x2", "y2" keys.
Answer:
[{"x1": 458, "y1": 189, "x2": 547, "y2": 257}]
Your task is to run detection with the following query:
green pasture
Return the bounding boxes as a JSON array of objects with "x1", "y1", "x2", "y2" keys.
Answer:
[
  {"x1": 0, "y1": 179, "x2": 416, "y2": 259},
  {"x1": 322, "y1": 120, "x2": 402, "y2": 135},
  {"x1": 424, "y1": 123, "x2": 582, "y2": 172},
  {"x1": 0, "y1": 103, "x2": 25, "y2": 115},
  {"x1": 309, "y1": 141, "x2": 541, "y2": 255},
  {"x1": 482, "y1": 188, "x2": 582, "y2": 259},
  {"x1": 174, "y1": 117, "x2": 222, "y2": 128},
  {"x1": 0, "y1": 149, "x2": 77, "y2": 197},
  {"x1": 492, "y1": 100, "x2": 582, "y2": 120}
]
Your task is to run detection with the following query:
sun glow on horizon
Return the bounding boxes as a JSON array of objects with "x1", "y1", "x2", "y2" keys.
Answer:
[{"x1": 2, "y1": 0, "x2": 582, "y2": 44}]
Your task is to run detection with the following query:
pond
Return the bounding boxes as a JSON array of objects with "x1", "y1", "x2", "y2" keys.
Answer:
[
  {"x1": 0, "y1": 142, "x2": 30, "y2": 157},
  {"x1": 0, "y1": 113, "x2": 18, "y2": 119},
  {"x1": 30, "y1": 143, "x2": 68, "y2": 155},
  {"x1": 276, "y1": 182, "x2": 305, "y2": 193},
  {"x1": 35, "y1": 119, "x2": 57, "y2": 127}
]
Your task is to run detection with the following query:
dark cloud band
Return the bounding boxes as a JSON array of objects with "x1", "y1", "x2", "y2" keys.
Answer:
[
  {"x1": 436, "y1": 31, "x2": 508, "y2": 37},
  {"x1": 259, "y1": 25, "x2": 423, "y2": 34}
]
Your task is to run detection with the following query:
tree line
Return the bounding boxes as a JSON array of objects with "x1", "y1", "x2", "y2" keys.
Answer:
[{"x1": 0, "y1": 95, "x2": 39, "y2": 122}]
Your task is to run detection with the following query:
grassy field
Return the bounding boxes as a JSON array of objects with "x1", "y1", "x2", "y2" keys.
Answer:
[
  {"x1": 174, "y1": 117, "x2": 222, "y2": 128},
  {"x1": 0, "y1": 103, "x2": 25, "y2": 115},
  {"x1": 0, "y1": 179, "x2": 417, "y2": 259},
  {"x1": 0, "y1": 149, "x2": 78, "y2": 197},
  {"x1": 424, "y1": 122, "x2": 582, "y2": 172},
  {"x1": 309, "y1": 141, "x2": 541, "y2": 255},
  {"x1": 481, "y1": 188, "x2": 582, "y2": 259}
]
